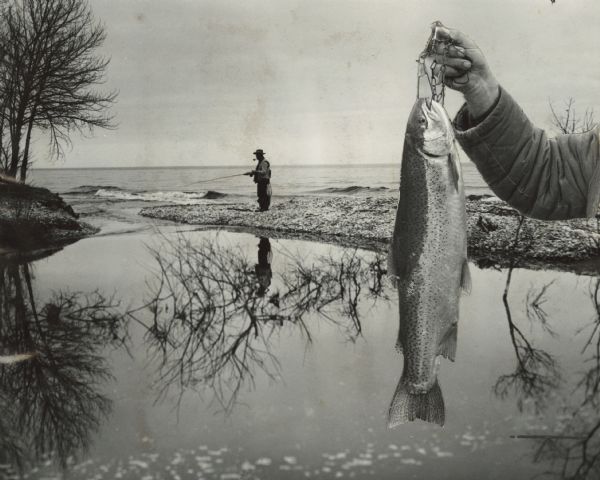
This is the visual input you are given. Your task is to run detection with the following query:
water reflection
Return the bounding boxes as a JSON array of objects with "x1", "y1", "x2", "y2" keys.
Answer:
[
  {"x1": 527, "y1": 277, "x2": 600, "y2": 479},
  {"x1": 494, "y1": 217, "x2": 600, "y2": 478},
  {"x1": 0, "y1": 252, "x2": 127, "y2": 469},
  {"x1": 132, "y1": 233, "x2": 389, "y2": 412},
  {"x1": 254, "y1": 237, "x2": 272, "y2": 297}
]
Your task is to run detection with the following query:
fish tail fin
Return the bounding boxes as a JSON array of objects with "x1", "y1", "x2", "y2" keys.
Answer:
[
  {"x1": 438, "y1": 323, "x2": 458, "y2": 361},
  {"x1": 387, "y1": 378, "x2": 445, "y2": 428}
]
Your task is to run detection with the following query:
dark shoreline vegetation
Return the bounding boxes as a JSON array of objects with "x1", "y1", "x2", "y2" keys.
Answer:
[{"x1": 0, "y1": 180, "x2": 97, "y2": 254}]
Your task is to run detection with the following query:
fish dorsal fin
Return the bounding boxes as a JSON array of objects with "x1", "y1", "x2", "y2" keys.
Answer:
[
  {"x1": 448, "y1": 153, "x2": 459, "y2": 192},
  {"x1": 438, "y1": 323, "x2": 458, "y2": 362},
  {"x1": 461, "y1": 259, "x2": 471, "y2": 294}
]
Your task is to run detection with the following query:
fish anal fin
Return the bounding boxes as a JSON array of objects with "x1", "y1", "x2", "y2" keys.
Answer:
[
  {"x1": 395, "y1": 332, "x2": 403, "y2": 353},
  {"x1": 438, "y1": 323, "x2": 457, "y2": 362},
  {"x1": 388, "y1": 379, "x2": 445, "y2": 428},
  {"x1": 461, "y1": 259, "x2": 471, "y2": 294}
]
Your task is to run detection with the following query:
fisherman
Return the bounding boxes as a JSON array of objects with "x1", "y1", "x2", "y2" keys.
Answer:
[
  {"x1": 246, "y1": 149, "x2": 272, "y2": 212},
  {"x1": 432, "y1": 25, "x2": 600, "y2": 221}
]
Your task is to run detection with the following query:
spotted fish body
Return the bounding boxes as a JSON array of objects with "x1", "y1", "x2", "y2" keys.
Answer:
[{"x1": 387, "y1": 98, "x2": 469, "y2": 427}]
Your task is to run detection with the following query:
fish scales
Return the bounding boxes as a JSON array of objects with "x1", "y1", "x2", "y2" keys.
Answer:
[{"x1": 387, "y1": 98, "x2": 469, "y2": 428}]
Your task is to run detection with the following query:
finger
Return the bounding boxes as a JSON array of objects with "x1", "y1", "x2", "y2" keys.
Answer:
[
  {"x1": 432, "y1": 42, "x2": 465, "y2": 58},
  {"x1": 439, "y1": 65, "x2": 467, "y2": 78},
  {"x1": 445, "y1": 73, "x2": 470, "y2": 88},
  {"x1": 435, "y1": 26, "x2": 477, "y2": 50},
  {"x1": 433, "y1": 55, "x2": 471, "y2": 71}
]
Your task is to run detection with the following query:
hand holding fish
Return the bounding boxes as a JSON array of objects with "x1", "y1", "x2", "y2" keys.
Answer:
[{"x1": 432, "y1": 25, "x2": 500, "y2": 119}]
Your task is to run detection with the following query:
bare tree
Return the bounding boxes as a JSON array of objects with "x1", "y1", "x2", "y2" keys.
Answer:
[
  {"x1": 0, "y1": 0, "x2": 116, "y2": 181},
  {"x1": 550, "y1": 98, "x2": 597, "y2": 135}
]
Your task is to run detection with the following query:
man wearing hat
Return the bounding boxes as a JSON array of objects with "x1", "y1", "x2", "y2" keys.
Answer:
[{"x1": 246, "y1": 148, "x2": 272, "y2": 211}]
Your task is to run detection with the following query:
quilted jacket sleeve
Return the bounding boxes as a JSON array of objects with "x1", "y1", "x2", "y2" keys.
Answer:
[{"x1": 453, "y1": 87, "x2": 600, "y2": 220}]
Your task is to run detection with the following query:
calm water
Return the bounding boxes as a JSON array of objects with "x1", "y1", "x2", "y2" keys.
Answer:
[{"x1": 2, "y1": 223, "x2": 600, "y2": 479}]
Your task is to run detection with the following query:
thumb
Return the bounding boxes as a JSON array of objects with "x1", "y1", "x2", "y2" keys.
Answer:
[{"x1": 435, "y1": 26, "x2": 477, "y2": 50}]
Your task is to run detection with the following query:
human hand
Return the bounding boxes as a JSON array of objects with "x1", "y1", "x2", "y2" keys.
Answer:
[{"x1": 432, "y1": 25, "x2": 500, "y2": 118}]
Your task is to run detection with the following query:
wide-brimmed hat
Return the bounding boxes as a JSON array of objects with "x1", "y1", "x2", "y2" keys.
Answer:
[{"x1": 253, "y1": 149, "x2": 265, "y2": 155}]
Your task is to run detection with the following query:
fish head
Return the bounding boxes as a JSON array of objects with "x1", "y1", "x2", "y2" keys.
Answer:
[{"x1": 406, "y1": 98, "x2": 454, "y2": 157}]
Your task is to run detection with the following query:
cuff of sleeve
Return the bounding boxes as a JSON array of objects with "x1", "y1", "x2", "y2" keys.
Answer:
[{"x1": 453, "y1": 86, "x2": 508, "y2": 142}]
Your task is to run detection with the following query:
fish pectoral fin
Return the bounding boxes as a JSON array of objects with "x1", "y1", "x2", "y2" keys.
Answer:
[
  {"x1": 448, "y1": 153, "x2": 459, "y2": 192},
  {"x1": 387, "y1": 378, "x2": 445, "y2": 428},
  {"x1": 438, "y1": 323, "x2": 458, "y2": 362},
  {"x1": 460, "y1": 259, "x2": 471, "y2": 294}
]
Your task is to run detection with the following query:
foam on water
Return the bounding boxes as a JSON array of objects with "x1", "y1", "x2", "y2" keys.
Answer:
[{"x1": 95, "y1": 188, "x2": 225, "y2": 204}]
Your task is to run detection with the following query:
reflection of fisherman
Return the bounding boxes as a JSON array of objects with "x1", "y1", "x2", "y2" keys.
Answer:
[
  {"x1": 254, "y1": 237, "x2": 272, "y2": 297},
  {"x1": 246, "y1": 149, "x2": 272, "y2": 212}
]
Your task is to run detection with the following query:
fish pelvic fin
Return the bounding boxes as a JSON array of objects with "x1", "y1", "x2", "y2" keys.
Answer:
[
  {"x1": 387, "y1": 378, "x2": 445, "y2": 428},
  {"x1": 438, "y1": 323, "x2": 458, "y2": 362},
  {"x1": 461, "y1": 259, "x2": 471, "y2": 294},
  {"x1": 386, "y1": 244, "x2": 401, "y2": 288}
]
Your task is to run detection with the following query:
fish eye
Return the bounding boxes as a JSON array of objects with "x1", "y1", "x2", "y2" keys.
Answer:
[{"x1": 418, "y1": 117, "x2": 426, "y2": 125}]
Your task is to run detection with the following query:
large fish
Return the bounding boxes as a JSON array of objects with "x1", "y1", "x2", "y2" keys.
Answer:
[{"x1": 387, "y1": 98, "x2": 470, "y2": 427}]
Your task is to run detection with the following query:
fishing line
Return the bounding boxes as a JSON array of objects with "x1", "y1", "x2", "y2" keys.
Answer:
[{"x1": 183, "y1": 172, "x2": 251, "y2": 187}]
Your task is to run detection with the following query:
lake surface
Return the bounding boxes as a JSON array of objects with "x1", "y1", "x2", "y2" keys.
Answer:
[
  {"x1": 29, "y1": 163, "x2": 490, "y2": 204},
  {"x1": 2, "y1": 224, "x2": 600, "y2": 479}
]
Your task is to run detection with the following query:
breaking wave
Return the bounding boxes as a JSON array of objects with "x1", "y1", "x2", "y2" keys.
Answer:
[
  {"x1": 94, "y1": 188, "x2": 229, "y2": 204},
  {"x1": 311, "y1": 185, "x2": 389, "y2": 195},
  {"x1": 64, "y1": 185, "x2": 229, "y2": 204}
]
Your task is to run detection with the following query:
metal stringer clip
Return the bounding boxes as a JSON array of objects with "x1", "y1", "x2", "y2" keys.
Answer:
[{"x1": 416, "y1": 20, "x2": 452, "y2": 107}]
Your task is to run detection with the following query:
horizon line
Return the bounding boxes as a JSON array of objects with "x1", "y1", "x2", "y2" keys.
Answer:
[{"x1": 31, "y1": 162, "x2": 403, "y2": 170}]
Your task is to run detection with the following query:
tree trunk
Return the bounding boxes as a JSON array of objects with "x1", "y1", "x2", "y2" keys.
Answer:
[{"x1": 20, "y1": 112, "x2": 36, "y2": 182}]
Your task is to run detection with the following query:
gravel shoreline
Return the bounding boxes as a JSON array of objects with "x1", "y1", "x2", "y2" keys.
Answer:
[{"x1": 140, "y1": 194, "x2": 600, "y2": 274}]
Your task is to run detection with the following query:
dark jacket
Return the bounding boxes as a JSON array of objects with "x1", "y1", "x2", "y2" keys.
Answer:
[
  {"x1": 453, "y1": 87, "x2": 600, "y2": 220},
  {"x1": 253, "y1": 159, "x2": 271, "y2": 184}
]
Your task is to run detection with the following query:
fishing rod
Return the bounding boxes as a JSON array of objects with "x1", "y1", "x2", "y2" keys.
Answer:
[{"x1": 184, "y1": 171, "x2": 252, "y2": 187}]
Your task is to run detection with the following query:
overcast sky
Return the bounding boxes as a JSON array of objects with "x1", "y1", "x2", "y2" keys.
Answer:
[{"x1": 33, "y1": 0, "x2": 600, "y2": 168}]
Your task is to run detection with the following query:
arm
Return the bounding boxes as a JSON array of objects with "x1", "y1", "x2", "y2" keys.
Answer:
[
  {"x1": 434, "y1": 24, "x2": 600, "y2": 219},
  {"x1": 455, "y1": 87, "x2": 600, "y2": 219}
]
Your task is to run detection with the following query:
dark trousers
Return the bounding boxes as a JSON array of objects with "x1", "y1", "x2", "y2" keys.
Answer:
[{"x1": 257, "y1": 182, "x2": 271, "y2": 211}]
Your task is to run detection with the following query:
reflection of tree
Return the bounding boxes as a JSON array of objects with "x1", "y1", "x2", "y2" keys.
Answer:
[
  {"x1": 131, "y1": 234, "x2": 388, "y2": 412},
  {"x1": 494, "y1": 216, "x2": 561, "y2": 413},
  {"x1": 0, "y1": 255, "x2": 127, "y2": 470},
  {"x1": 493, "y1": 216, "x2": 600, "y2": 478},
  {"x1": 529, "y1": 278, "x2": 600, "y2": 479}
]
